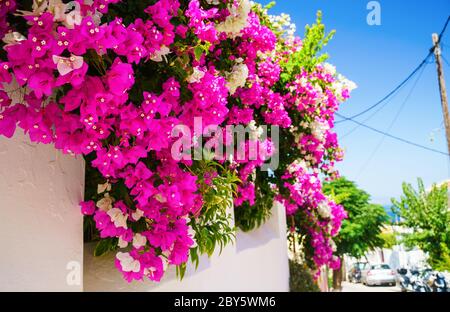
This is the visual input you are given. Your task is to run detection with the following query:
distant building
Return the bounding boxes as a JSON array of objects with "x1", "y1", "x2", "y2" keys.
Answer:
[{"x1": 344, "y1": 225, "x2": 428, "y2": 274}]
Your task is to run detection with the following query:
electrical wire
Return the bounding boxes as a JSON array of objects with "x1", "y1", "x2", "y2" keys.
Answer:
[
  {"x1": 335, "y1": 54, "x2": 432, "y2": 124},
  {"x1": 438, "y1": 16, "x2": 450, "y2": 43},
  {"x1": 336, "y1": 16, "x2": 450, "y2": 124},
  {"x1": 335, "y1": 113, "x2": 449, "y2": 156},
  {"x1": 339, "y1": 73, "x2": 412, "y2": 140},
  {"x1": 355, "y1": 64, "x2": 428, "y2": 177},
  {"x1": 339, "y1": 57, "x2": 435, "y2": 140}
]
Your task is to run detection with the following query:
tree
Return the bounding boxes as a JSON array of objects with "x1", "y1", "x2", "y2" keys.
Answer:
[
  {"x1": 379, "y1": 232, "x2": 397, "y2": 249},
  {"x1": 323, "y1": 177, "x2": 389, "y2": 290},
  {"x1": 391, "y1": 178, "x2": 450, "y2": 271},
  {"x1": 377, "y1": 231, "x2": 398, "y2": 263}
]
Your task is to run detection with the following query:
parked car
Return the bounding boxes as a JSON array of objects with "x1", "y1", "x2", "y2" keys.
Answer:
[
  {"x1": 348, "y1": 262, "x2": 368, "y2": 283},
  {"x1": 361, "y1": 264, "x2": 397, "y2": 286}
]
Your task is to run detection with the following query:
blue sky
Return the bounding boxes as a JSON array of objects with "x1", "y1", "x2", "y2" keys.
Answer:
[{"x1": 260, "y1": 0, "x2": 450, "y2": 204}]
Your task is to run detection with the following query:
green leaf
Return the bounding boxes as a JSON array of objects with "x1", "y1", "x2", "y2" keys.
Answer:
[
  {"x1": 93, "y1": 238, "x2": 117, "y2": 257},
  {"x1": 176, "y1": 263, "x2": 187, "y2": 281},
  {"x1": 194, "y1": 46, "x2": 203, "y2": 61}
]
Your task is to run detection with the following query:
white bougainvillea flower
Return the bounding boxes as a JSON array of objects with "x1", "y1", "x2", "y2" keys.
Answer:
[
  {"x1": 132, "y1": 233, "x2": 147, "y2": 248},
  {"x1": 310, "y1": 119, "x2": 330, "y2": 142},
  {"x1": 2, "y1": 32, "x2": 26, "y2": 47},
  {"x1": 226, "y1": 61, "x2": 249, "y2": 95},
  {"x1": 16, "y1": 0, "x2": 68, "y2": 18},
  {"x1": 97, "y1": 182, "x2": 112, "y2": 194},
  {"x1": 52, "y1": 0, "x2": 68, "y2": 20},
  {"x1": 187, "y1": 67, "x2": 206, "y2": 84},
  {"x1": 116, "y1": 252, "x2": 141, "y2": 273},
  {"x1": 64, "y1": 11, "x2": 83, "y2": 28},
  {"x1": 323, "y1": 63, "x2": 337, "y2": 76},
  {"x1": 317, "y1": 201, "x2": 331, "y2": 219},
  {"x1": 118, "y1": 236, "x2": 128, "y2": 248},
  {"x1": 131, "y1": 209, "x2": 144, "y2": 221},
  {"x1": 62, "y1": 2, "x2": 83, "y2": 28},
  {"x1": 96, "y1": 193, "x2": 114, "y2": 211},
  {"x1": 107, "y1": 208, "x2": 128, "y2": 229},
  {"x1": 150, "y1": 46, "x2": 171, "y2": 62},
  {"x1": 52, "y1": 54, "x2": 83, "y2": 76},
  {"x1": 216, "y1": 0, "x2": 252, "y2": 38}
]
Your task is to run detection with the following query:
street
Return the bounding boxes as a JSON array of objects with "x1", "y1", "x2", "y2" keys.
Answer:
[{"x1": 341, "y1": 281, "x2": 401, "y2": 292}]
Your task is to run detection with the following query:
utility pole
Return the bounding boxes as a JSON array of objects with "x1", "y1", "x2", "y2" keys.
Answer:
[{"x1": 432, "y1": 33, "x2": 450, "y2": 157}]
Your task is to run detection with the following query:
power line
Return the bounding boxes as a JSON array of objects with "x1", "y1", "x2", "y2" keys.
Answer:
[
  {"x1": 341, "y1": 61, "x2": 429, "y2": 141},
  {"x1": 437, "y1": 16, "x2": 450, "y2": 43},
  {"x1": 336, "y1": 16, "x2": 450, "y2": 124},
  {"x1": 336, "y1": 54, "x2": 432, "y2": 124},
  {"x1": 338, "y1": 59, "x2": 432, "y2": 138},
  {"x1": 339, "y1": 69, "x2": 415, "y2": 140},
  {"x1": 339, "y1": 94, "x2": 397, "y2": 140},
  {"x1": 335, "y1": 113, "x2": 449, "y2": 156},
  {"x1": 356, "y1": 64, "x2": 428, "y2": 177},
  {"x1": 339, "y1": 59, "x2": 434, "y2": 140}
]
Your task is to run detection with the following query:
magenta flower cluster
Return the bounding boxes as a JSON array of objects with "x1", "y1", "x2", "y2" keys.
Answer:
[{"x1": 0, "y1": 0, "x2": 353, "y2": 281}]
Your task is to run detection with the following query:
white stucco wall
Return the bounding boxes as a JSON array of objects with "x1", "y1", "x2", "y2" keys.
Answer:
[
  {"x1": 0, "y1": 131, "x2": 289, "y2": 291},
  {"x1": 84, "y1": 202, "x2": 289, "y2": 292},
  {"x1": 0, "y1": 131, "x2": 84, "y2": 291}
]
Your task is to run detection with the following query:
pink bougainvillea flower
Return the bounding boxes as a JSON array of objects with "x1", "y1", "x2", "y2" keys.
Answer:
[
  {"x1": 0, "y1": 104, "x2": 25, "y2": 138},
  {"x1": 106, "y1": 58, "x2": 135, "y2": 96},
  {"x1": 80, "y1": 200, "x2": 96, "y2": 216},
  {"x1": 0, "y1": 90, "x2": 11, "y2": 108},
  {"x1": 0, "y1": 62, "x2": 12, "y2": 84},
  {"x1": 140, "y1": 250, "x2": 164, "y2": 282},
  {"x1": 28, "y1": 71, "x2": 54, "y2": 99}
]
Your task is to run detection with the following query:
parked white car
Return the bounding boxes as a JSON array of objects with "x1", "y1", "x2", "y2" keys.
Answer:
[{"x1": 361, "y1": 264, "x2": 397, "y2": 286}]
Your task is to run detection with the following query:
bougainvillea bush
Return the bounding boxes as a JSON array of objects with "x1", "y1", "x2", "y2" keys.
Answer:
[{"x1": 0, "y1": 0, "x2": 355, "y2": 282}]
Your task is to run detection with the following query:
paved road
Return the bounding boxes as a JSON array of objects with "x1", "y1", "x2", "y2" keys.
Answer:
[{"x1": 341, "y1": 281, "x2": 401, "y2": 292}]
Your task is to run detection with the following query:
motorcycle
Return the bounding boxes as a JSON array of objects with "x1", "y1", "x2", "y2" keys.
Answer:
[
  {"x1": 411, "y1": 271, "x2": 430, "y2": 292},
  {"x1": 349, "y1": 270, "x2": 362, "y2": 283},
  {"x1": 424, "y1": 271, "x2": 448, "y2": 292},
  {"x1": 434, "y1": 273, "x2": 448, "y2": 292},
  {"x1": 398, "y1": 268, "x2": 413, "y2": 292},
  {"x1": 398, "y1": 268, "x2": 431, "y2": 292}
]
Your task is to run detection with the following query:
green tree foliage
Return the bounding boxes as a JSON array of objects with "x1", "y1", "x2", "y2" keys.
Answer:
[
  {"x1": 379, "y1": 232, "x2": 398, "y2": 249},
  {"x1": 323, "y1": 177, "x2": 389, "y2": 258},
  {"x1": 391, "y1": 178, "x2": 450, "y2": 271},
  {"x1": 280, "y1": 11, "x2": 335, "y2": 82}
]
